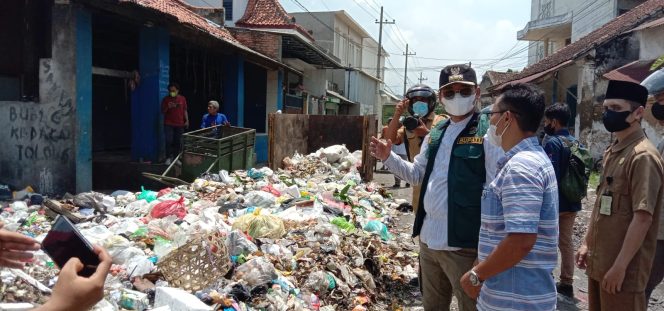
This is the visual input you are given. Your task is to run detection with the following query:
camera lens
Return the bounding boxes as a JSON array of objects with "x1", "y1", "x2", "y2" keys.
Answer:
[{"x1": 403, "y1": 117, "x2": 419, "y2": 131}]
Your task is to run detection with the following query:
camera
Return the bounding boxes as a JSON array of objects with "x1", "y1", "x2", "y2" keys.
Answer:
[{"x1": 403, "y1": 116, "x2": 420, "y2": 131}]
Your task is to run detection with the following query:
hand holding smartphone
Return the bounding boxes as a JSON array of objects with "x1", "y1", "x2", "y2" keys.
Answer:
[{"x1": 41, "y1": 216, "x2": 100, "y2": 277}]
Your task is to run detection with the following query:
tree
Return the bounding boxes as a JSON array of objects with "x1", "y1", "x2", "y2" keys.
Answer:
[{"x1": 651, "y1": 54, "x2": 664, "y2": 71}]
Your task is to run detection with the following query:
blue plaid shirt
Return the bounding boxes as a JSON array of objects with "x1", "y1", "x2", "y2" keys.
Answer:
[{"x1": 478, "y1": 137, "x2": 559, "y2": 311}]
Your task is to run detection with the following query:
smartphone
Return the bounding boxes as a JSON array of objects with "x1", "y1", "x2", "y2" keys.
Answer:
[{"x1": 41, "y1": 215, "x2": 100, "y2": 277}]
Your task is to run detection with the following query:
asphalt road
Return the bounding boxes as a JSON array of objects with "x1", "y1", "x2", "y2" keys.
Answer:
[{"x1": 373, "y1": 170, "x2": 664, "y2": 311}]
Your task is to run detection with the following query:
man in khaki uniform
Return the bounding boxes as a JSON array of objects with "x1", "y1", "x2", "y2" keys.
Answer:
[
  {"x1": 576, "y1": 80, "x2": 664, "y2": 311},
  {"x1": 384, "y1": 84, "x2": 447, "y2": 212}
]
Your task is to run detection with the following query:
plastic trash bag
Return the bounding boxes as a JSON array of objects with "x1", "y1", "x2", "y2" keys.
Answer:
[
  {"x1": 150, "y1": 196, "x2": 186, "y2": 219},
  {"x1": 74, "y1": 192, "x2": 106, "y2": 213},
  {"x1": 260, "y1": 243, "x2": 293, "y2": 259},
  {"x1": 0, "y1": 183, "x2": 12, "y2": 201},
  {"x1": 226, "y1": 230, "x2": 258, "y2": 256},
  {"x1": 153, "y1": 237, "x2": 176, "y2": 259},
  {"x1": 320, "y1": 145, "x2": 349, "y2": 163},
  {"x1": 125, "y1": 255, "x2": 154, "y2": 277},
  {"x1": 157, "y1": 188, "x2": 172, "y2": 198},
  {"x1": 303, "y1": 271, "x2": 336, "y2": 293},
  {"x1": 232, "y1": 209, "x2": 285, "y2": 239},
  {"x1": 233, "y1": 257, "x2": 277, "y2": 288},
  {"x1": 247, "y1": 168, "x2": 265, "y2": 180},
  {"x1": 219, "y1": 170, "x2": 234, "y2": 184},
  {"x1": 363, "y1": 220, "x2": 392, "y2": 241},
  {"x1": 137, "y1": 186, "x2": 157, "y2": 203},
  {"x1": 331, "y1": 217, "x2": 356, "y2": 233},
  {"x1": 244, "y1": 191, "x2": 276, "y2": 208},
  {"x1": 124, "y1": 199, "x2": 149, "y2": 217}
]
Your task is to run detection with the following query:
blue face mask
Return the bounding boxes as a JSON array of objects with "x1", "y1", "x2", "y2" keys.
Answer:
[{"x1": 412, "y1": 101, "x2": 428, "y2": 117}]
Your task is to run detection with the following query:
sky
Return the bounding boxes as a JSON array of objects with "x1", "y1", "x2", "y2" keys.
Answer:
[{"x1": 279, "y1": 0, "x2": 533, "y2": 96}]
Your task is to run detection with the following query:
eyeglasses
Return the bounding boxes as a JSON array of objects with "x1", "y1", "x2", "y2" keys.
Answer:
[
  {"x1": 440, "y1": 86, "x2": 475, "y2": 99},
  {"x1": 483, "y1": 110, "x2": 519, "y2": 116},
  {"x1": 484, "y1": 110, "x2": 507, "y2": 116}
]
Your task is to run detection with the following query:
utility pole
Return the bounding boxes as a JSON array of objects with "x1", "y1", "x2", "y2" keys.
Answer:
[
  {"x1": 418, "y1": 72, "x2": 428, "y2": 84},
  {"x1": 403, "y1": 44, "x2": 416, "y2": 95},
  {"x1": 375, "y1": 6, "x2": 395, "y2": 81}
]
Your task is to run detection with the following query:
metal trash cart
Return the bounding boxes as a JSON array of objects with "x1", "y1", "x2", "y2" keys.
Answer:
[{"x1": 143, "y1": 126, "x2": 256, "y2": 186}]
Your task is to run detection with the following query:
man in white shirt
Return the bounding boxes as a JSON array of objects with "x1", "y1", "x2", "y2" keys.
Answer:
[{"x1": 370, "y1": 64, "x2": 503, "y2": 311}]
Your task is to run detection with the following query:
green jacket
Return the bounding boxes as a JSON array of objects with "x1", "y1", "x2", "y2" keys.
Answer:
[{"x1": 412, "y1": 112, "x2": 487, "y2": 249}]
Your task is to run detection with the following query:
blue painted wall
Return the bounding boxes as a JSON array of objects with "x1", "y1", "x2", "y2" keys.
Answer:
[
  {"x1": 131, "y1": 27, "x2": 169, "y2": 162},
  {"x1": 255, "y1": 133, "x2": 268, "y2": 164},
  {"x1": 277, "y1": 70, "x2": 284, "y2": 110},
  {"x1": 75, "y1": 8, "x2": 92, "y2": 192},
  {"x1": 223, "y1": 55, "x2": 245, "y2": 127}
]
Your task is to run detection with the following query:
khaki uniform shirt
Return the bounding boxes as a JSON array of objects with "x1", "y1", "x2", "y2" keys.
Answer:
[
  {"x1": 587, "y1": 130, "x2": 664, "y2": 292},
  {"x1": 394, "y1": 113, "x2": 448, "y2": 211}
]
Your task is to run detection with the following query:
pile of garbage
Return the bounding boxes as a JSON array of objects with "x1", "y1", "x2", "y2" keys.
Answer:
[{"x1": 0, "y1": 145, "x2": 420, "y2": 311}]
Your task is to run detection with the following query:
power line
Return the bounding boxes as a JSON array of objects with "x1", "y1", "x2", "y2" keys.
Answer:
[{"x1": 484, "y1": 0, "x2": 612, "y2": 69}]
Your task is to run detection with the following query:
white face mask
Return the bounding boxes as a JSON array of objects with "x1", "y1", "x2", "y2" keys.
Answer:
[
  {"x1": 488, "y1": 116, "x2": 511, "y2": 149},
  {"x1": 443, "y1": 94, "x2": 475, "y2": 116}
]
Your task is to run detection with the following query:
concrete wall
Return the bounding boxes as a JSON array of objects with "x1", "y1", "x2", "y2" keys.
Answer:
[
  {"x1": 576, "y1": 32, "x2": 640, "y2": 159},
  {"x1": 572, "y1": 0, "x2": 616, "y2": 42},
  {"x1": 638, "y1": 26, "x2": 664, "y2": 60},
  {"x1": 303, "y1": 68, "x2": 327, "y2": 99},
  {"x1": 348, "y1": 71, "x2": 378, "y2": 116},
  {"x1": 289, "y1": 12, "x2": 335, "y2": 53},
  {"x1": 0, "y1": 5, "x2": 84, "y2": 194}
]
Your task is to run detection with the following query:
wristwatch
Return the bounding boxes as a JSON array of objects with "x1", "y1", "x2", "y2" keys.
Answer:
[{"x1": 469, "y1": 269, "x2": 483, "y2": 286}]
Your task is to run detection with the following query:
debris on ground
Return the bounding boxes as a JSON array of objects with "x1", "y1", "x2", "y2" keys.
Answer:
[{"x1": 0, "y1": 145, "x2": 419, "y2": 310}]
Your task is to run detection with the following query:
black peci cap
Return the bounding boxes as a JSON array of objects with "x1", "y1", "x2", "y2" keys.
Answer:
[
  {"x1": 439, "y1": 64, "x2": 477, "y2": 89},
  {"x1": 605, "y1": 80, "x2": 648, "y2": 106}
]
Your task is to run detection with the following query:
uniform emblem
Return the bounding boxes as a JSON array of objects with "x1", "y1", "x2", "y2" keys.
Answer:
[
  {"x1": 458, "y1": 137, "x2": 483, "y2": 144},
  {"x1": 449, "y1": 67, "x2": 464, "y2": 82},
  {"x1": 468, "y1": 126, "x2": 478, "y2": 135}
]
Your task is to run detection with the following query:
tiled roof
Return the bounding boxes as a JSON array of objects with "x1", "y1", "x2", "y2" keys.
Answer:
[
  {"x1": 235, "y1": 0, "x2": 315, "y2": 41},
  {"x1": 499, "y1": 0, "x2": 664, "y2": 85},
  {"x1": 484, "y1": 70, "x2": 515, "y2": 85},
  {"x1": 602, "y1": 59, "x2": 656, "y2": 83},
  {"x1": 119, "y1": 0, "x2": 239, "y2": 43}
]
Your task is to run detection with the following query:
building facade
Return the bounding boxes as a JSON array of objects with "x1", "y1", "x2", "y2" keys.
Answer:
[{"x1": 519, "y1": 0, "x2": 646, "y2": 65}]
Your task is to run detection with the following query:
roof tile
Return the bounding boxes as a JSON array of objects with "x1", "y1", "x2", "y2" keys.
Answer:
[
  {"x1": 501, "y1": 0, "x2": 664, "y2": 85},
  {"x1": 120, "y1": 0, "x2": 239, "y2": 43},
  {"x1": 235, "y1": 0, "x2": 314, "y2": 40}
]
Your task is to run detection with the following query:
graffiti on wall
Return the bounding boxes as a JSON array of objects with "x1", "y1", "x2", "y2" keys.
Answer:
[{"x1": 8, "y1": 103, "x2": 73, "y2": 163}]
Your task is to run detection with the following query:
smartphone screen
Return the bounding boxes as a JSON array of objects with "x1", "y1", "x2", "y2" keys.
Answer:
[{"x1": 42, "y1": 216, "x2": 100, "y2": 277}]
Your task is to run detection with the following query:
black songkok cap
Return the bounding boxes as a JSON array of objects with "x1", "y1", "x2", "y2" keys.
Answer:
[{"x1": 605, "y1": 80, "x2": 648, "y2": 106}]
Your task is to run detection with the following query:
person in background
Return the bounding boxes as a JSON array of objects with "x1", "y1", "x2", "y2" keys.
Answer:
[
  {"x1": 576, "y1": 80, "x2": 663, "y2": 311},
  {"x1": 387, "y1": 117, "x2": 409, "y2": 188},
  {"x1": 641, "y1": 68, "x2": 664, "y2": 304},
  {"x1": 201, "y1": 100, "x2": 230, "y2": 129},
  {"x1": 0, "y1": 222, "x2": 112, "y2": 311},
  {"x1": 161, "y1": 82, "x2": 189, "y2": 165},
  {"x1": 460, "y1": 83, "x2": 558, "y2": 311},
  {"x1": 383, "y1": 84, "x2": 447, "y2": 213},
  {"x1": 542, "y1": 102, "x2": 582, "y2": 297}
]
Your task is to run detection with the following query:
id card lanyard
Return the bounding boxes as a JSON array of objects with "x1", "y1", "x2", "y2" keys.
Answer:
[{"x1": 600, "y1": 151, "x2": 625, "y2": 216}]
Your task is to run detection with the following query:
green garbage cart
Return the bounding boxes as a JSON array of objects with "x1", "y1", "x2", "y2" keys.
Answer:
[{"x1": 143, "y1": 126, "x2": 256, "y2": 186}]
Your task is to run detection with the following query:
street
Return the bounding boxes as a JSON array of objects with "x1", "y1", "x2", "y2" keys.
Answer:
[{"x1": 373, "y1": 170, "x2": 664, "y2": 311}]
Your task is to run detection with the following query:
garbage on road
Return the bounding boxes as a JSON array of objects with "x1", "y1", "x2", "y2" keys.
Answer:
[{"x1": 0, "y1": 145, "x2": 420, "y2": 310}]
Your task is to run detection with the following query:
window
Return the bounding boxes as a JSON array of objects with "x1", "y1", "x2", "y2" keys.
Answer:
[
  {"x1": 223, "y1": 0, "x2": 233, "y2": 20},
  {"x1": 0, "y1": 0, "x2": 51, "y2": 101}
]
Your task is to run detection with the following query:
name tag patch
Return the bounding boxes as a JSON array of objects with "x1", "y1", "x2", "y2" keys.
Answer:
[{"x1": 458, "y1": 137, "x2": 483, "y2": 144}]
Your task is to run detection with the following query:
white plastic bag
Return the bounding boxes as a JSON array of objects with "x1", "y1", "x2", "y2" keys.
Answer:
[{"x1": 244, "y1": 191, "x2": 276, "y2": 208}]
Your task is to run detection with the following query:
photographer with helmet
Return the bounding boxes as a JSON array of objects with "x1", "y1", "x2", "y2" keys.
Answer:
[{"x1": 384, "y1": 84, "x2": 447, "y2": 213}]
